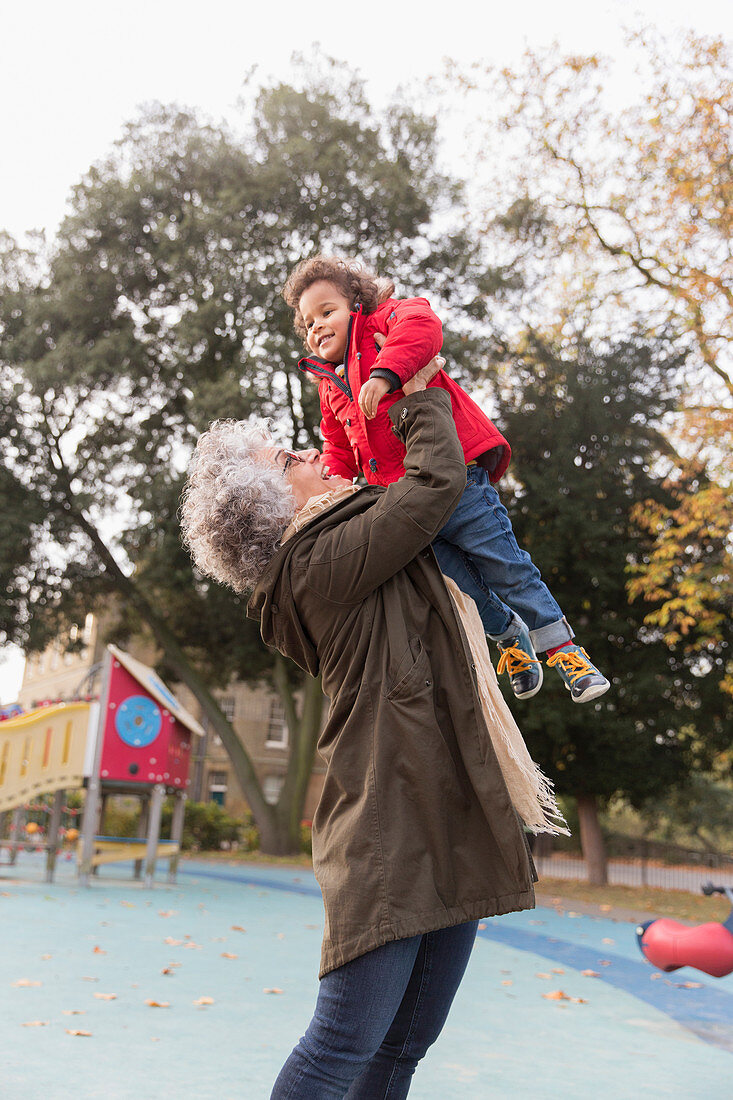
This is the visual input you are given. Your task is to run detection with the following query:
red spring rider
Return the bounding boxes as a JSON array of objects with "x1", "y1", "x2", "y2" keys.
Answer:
[{"x1": 636, "y1": 883, "x2": 733, "y2": 979}]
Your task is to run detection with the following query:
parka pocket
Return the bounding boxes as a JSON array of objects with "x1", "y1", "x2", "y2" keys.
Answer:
[{"x1": 383, "y1": 637, "x2": 433, "y2": 702}]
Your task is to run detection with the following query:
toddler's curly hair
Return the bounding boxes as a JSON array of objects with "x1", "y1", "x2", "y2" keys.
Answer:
[{"x1": 283, "y1": 255, "x2": 395, "y2": 343}]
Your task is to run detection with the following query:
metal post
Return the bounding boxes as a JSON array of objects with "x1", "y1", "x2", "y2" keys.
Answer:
[
  {"x1": 79, "y1": 650, "x2": 112, "y2": 886},
  {"x1": 144, "y1": 784, "x2": 166, "y2": 888},
  {"x1": 45, "y1": 789, "x2": 65, "y2": 883},
  {"x1": 168, "y1": 792, "x2": 187, "y2": 883},
  {"x1": 9, "y1": 806, "x2": 25, "y2": 866},
  {"x1": 134, "y1": 795, "x2": 150, "y2": 881}
]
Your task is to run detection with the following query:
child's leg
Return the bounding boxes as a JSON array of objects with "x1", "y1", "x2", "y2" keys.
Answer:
[
  {"x1": 438, "y1": 470, "x2": 609, "y2": 703},
  {"x1": 437, "y1": 468, "x2": 572, "y2": 650},
  {"x1": 431, "y1": 536, "x2": 524, "y2": 640}
]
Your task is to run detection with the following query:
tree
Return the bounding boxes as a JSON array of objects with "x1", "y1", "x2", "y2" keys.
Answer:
[
  {"x1": 0, "y1": 67, "x2": 494, "y2": 852},
  {"x1": 492, "y1": 330, "x2": 728, "y2": 883},
  {"x1": 451, "y1": 29, "x2": 733, "y2": 693}
]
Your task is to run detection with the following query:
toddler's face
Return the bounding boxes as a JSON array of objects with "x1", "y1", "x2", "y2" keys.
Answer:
[{"x1": 299, "y1": 280, "x2": 352, "y2": 363}]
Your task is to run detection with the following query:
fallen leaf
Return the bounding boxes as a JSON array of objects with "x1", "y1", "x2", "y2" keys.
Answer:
[
  {"x1": 535, "y1": 972, "x2": 552, "y2": 979},
  {"x1": 477, "y1": 922, "x2": 486, "y2": 930},
  {"x1": 599, "y1": 904, "x2": 612, "y2": 912},
  {"x1": 193, "y1": 996, "x2": 214, "y2": 1006},
  {"x1": 92, "y1": 947, "x2": 107, "y2": 955},
  {"x1": 119, "y1": 901, "x2": 135, "y2": 908},
  {"x1": 221, "y1": 952, "x2": 238, "y2": 959},
  {"x1": 184, "y1": 942, "x2": 202, "y2": 950},
  {"x1": 158, "y1": 910, "x2": 177, "y2": 917},
  {"x1": 145, "y1": 1000, "x2": 170, "y2": 1008},
  {"x1": 12, "y1": 979, "x2": 42, "y2": 988},
  {"x1": 163, "y1": 937, "x2": 183, "y2": 946},
  {"x1": 599, "y1": 960, "x2": 612, "y2": 967},
  {"x1": 263, "y1": 988, "x2": 284, "y2": 995},
  {"x1": 22, "y1": 1020, "x2": 49, "y2": 1027},
  {"x1": 602, "y1": 938, "x2": 615, "y2": 945},
  {"x1": 41, "y1": 955, "x2": 52, "y2": 961},
  {"x1": 94, "y1": 993, "x2": 117, "y2": 1001},
  {"x1": 277, "y1": 933, "x2": 285, "y2": 940},
  {"x1": 66, "y1": 1029, "x2": 92, "y2": 1037},
  {"x1": 677, "y1": 981, "x2": 703, "y2": 989},
  {"x1": 231, "y1": 925, "x2": 246, "y2": 932},
  {"x1": 581, "y1": 970, "x2": 600, "y2": 978},
  {"x1": 501, "y1": 980, "x2": 513, "y2": 986},
  {"x1": 650, "y1": 973, "x2": 662, "y2": 980},
  {"x1": 551, "y1": 968, "x2": 565, "y2": 975},
  {"x1": 542, "y1": 990, "x2": 570, "y2": 1000},
  {"x1": 161, "y1": 968, "x2": 175, "y2": 976},
  {"x1": 62, "y1": 1010, "x2": 85, "y2": 1016},
  {"x1": 82, "y1": 977, "x2": 99, "y2": 982},
  {"x1": 569, "y1": 997, "x2": 588, "y2": 1004}
]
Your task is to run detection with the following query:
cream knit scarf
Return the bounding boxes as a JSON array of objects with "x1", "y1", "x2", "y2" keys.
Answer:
[
  {"x1": 282, "y1": 488, "x2": 568, "y2": 836},
  {"x1": 444, "y1": 575, "x2": 569, "y2": 836}
]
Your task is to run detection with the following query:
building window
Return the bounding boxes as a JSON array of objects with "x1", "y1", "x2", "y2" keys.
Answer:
[
  {"x1": 219, "y1": 696, "x2": 236, "y2": 722},
  {"x1": 263, "y1": 774, "x2": 284, "y2": 805},
  {"x1": 83, "y1": 613, "x2": 95, "y2": 644},
  {"x1": 266, "y1": 697, "x2": 289, "y2": 749},
  {"x1": 208, "y1": 770, "x2": 228, "y2": 806}
]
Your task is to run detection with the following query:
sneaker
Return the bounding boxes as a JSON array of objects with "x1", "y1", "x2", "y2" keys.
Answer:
[
  {"x1": 496, "y1": 624, "x2": 543, "y2": 700},
  {"x1": 546, "y1": 644, "x2": 610, "y2": 703}
]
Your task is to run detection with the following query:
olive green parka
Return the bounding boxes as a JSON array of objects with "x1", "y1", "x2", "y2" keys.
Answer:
[{"x1": 248, "y1": 390, "x2": 535, "y2": 978}]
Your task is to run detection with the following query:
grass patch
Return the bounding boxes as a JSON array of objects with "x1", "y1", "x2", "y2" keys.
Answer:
[
  {"x1": 186, "y1": 852, "x2": 729, "y2": 924},
  {"x1": 183, "y1": 849, "x2": 313, "y2": 869},
  {"x1": 537, "y1": 877, "x2": 729, "y2": 923}
]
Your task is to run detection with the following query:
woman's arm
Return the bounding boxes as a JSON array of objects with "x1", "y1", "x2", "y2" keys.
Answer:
[{"x1": 303, "y1": 389, "x2": 466, "y2": 603}]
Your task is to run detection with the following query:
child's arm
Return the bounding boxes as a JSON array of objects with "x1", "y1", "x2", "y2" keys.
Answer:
[
  {"x1": 319, "y1": 402, "x2": 360, "y2": 479},
  {"x1": 358, "y1": 298, "x2": 443, "y2": 419}
]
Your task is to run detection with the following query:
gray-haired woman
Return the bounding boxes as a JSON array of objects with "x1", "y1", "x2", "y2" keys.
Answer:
[{"x1": 181, "y1": 375, "x2": 560, "y2": 1099}]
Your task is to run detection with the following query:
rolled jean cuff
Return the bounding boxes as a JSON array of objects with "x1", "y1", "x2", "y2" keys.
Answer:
[
  {"x1": 530, "y1": 617, "x2": 574, "y2": 653},
  {"x1": 486, "y1": 612, "x2": 526, "y2": 643}
]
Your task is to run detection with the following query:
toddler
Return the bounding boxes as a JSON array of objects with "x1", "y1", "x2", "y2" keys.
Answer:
[{"x1": 282, "y1": 256, "x2": 610, "y2": 704}]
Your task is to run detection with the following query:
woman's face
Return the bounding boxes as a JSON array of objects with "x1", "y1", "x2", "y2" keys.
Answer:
[{"x1": 261, "y1": 445, "x2": 353, "y2": 509}]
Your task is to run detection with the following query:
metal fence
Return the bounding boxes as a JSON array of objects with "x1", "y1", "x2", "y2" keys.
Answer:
[{"x1": 532, "y1": 834, "x2": 733, "y2": 892}]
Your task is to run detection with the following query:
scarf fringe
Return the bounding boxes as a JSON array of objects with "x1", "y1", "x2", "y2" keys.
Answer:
[{"x1": 444, "y1": 576, "x2": 570, "y2": 837}]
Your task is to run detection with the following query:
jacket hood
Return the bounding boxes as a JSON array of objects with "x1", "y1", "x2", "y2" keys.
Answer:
[{"x1": 246, "y1": 488, "x2": 380, "y2": 676}]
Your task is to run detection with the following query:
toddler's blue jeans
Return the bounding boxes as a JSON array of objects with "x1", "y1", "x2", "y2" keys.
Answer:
[
  {"x1": 270, "y1": 920, "x2": 478, "y2": 1099},
  {"x1": 432, "y1": 466, "x2": 573, "y2": 652}
]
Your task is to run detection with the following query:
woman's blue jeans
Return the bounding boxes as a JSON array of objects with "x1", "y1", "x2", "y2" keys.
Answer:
[
  {"x1": 270, "y1": 920, "x2": 479, "y2": 1099},
  {"x1": 432, "y1": 466, "x2": 573, "y2": 652}
]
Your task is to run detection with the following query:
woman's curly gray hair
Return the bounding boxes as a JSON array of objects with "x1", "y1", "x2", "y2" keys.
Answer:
[{"x1": 180, "y1": 418, "x2": 295, "y2": 593}]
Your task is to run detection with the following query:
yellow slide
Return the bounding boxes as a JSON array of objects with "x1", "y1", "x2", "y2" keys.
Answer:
[{"x1": 0, "y1": 703, "x2": 93, "y2": 815}]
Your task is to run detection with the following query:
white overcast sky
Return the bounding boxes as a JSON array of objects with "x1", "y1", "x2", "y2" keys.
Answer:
[{"x1": 1, "y1": 0, "x2": 730, "y2": 698}]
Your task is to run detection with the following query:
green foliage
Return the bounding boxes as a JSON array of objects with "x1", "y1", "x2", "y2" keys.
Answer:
[
  {"x1": 496, "y1": 331, "x2": 728, "y2": 804},
  {"x1": 100, "y1": 799, "x2": 246, "y2": 850},
  {"x1": 0, "y1": 65, "x2": 507, "y2": 851}
]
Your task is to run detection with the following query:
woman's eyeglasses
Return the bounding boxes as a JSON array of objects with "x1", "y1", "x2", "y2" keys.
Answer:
[{"x1": 281, "y1": 450, "x2": 303, "y2": 477}]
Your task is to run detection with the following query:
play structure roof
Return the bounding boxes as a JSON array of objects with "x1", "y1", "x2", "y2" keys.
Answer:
[{"x1": 108, "y1": 645, "x2": 204, "y2": 737}]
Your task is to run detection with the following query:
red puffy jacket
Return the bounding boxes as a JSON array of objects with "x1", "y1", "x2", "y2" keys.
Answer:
[{"x1": 298, "y1": 297, "x2": 511, "y2": 487}]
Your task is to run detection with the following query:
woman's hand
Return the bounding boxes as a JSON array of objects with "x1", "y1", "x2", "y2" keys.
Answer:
[{"x1": 403, "y1": 355, "x2": 445, "y2": 396}]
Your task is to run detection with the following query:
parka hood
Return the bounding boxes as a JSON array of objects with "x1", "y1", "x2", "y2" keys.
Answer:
[{"x1": 247, "y1": 488, "x2": 381, "y2": 677}]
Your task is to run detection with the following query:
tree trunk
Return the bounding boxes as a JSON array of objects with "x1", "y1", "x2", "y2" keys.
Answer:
[{"x1": 576, "y1": 793, "x2": 608, "y2": 885}]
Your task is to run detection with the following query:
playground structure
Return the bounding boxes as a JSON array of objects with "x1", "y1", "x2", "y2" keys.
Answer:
[
  {"x1": 637, "y1": 883, "x2": 733, "y2": 979},
  {"x1": 0, "y1": 644, "x2": 203, "y2": 886}
]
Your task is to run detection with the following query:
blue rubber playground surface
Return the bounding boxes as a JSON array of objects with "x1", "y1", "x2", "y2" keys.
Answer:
[{"x1": 1, "y1": 852, "x2": 731, "y2": 1099}]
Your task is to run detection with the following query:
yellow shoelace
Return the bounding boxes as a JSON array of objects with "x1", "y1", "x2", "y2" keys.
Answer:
[
  {"x1": 497, "y1": 645, "x2": 541, "y2": 678},
  {"x1": 545, "y1": 647, "x2": 595, "y2": 683}
]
